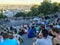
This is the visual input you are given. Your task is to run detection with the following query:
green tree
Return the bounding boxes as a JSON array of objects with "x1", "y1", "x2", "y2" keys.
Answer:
[
  {"x1": 27, "y1": 11, "x2": 32, "y2": 17},
  {"x1": 30, "y1": 5, "x2": 39, "y2": 16},
  {"x1": 43, "y1": 0, "x2": 51, "y2": 2},
  {"x1": 0, "y1": 13, "x2": 7, "y2": 19},
  {"x1": 15, "y1": 12, "x2": 26, "y2": 17},
  {"x1": 38, "y1": 1, "x2": 54, "y2": 15},
  {"x1": 52, "y1": 2, "x2": 60, "y2": 13}
]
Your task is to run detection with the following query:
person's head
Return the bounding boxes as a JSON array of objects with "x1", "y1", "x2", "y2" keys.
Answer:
[
  {"x1": 52, "y1": 27, "x2": 60, "y2": 36},
  {"x1": 31, "y1": 26, "x2": 34, "y2": 29},
  {"x1": 38, "y1": 31, "x2": 43, "y2": 38},
  {"x1": 49, "y1": 24, "x2": 53, "y2": 28},
  {"x1": 2, "y1": 32, "x2": 9, "y2": 40},
  {"x1": 8, "y1": 32, "x2": 13, "y2": 39},
  {"x1": 0, "y1": 31, "x2": 4, "y2": 36},
  {"x1": 14, "y1": 30, "x2": 17, "y2": 34},
  {"x1": 40, "y1": 24, "x2": 45, "y2": 29},
  {"x1": 42, "y1": 29, "x2": 49, "y2": 38},
  {"x1": 38, "y1": 29, "x2": 49, "y2": 39}
]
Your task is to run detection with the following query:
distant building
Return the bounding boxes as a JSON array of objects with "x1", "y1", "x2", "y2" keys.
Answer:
[
  {"x1": 3, "y1": 9, "x2": 20, "y2": 17},
  {"x1": 0, "y1": 5, "x2": 32, "y2": 17}
]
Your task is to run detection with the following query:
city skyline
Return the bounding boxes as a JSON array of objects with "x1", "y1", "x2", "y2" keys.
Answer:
[{"x1": 0, "y1": 0, "x2": 60, "y2": 5}]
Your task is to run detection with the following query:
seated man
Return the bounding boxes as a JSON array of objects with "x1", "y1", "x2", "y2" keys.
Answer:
[{"x1": 28, "y1": 26, "x2": 36, "y2": 38}]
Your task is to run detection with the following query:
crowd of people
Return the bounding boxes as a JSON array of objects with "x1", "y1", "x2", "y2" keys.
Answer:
[{"x1": 0, "y1": 15, "x2": 60, "y2": 45}]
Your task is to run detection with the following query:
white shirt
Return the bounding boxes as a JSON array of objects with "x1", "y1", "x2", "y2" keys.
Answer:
[
  {"x1": 13, "y1": 34, "x2": 20, "y2": 45},
  {"x1": 0, "y1": 36, "x2": 3, "y2": 43},
  {"x1": 36, "y1": 36, "x2": 53, "y2": 45}
]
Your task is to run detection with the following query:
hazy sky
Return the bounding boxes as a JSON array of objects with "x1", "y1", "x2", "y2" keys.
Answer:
[{"x1": 0, "y1": 0, "x2": 60, "y2": 5}]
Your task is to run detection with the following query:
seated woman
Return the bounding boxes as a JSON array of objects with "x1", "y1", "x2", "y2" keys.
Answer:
[
  {"x1": 33, "y1": 29, "x2": 53, "y2": 45},
  {"x1": 52, "y1": 28, "x2": 60, "y2": 45}
]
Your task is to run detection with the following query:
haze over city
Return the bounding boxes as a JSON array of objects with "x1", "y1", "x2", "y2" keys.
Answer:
[{"x1": 0, "y1": 0, "x2": 60, "y2": 5}]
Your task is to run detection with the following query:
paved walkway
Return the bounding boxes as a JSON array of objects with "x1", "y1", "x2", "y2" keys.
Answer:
[{"x1": 21, "y1": 34, "x2": 34, "y2": 45}]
